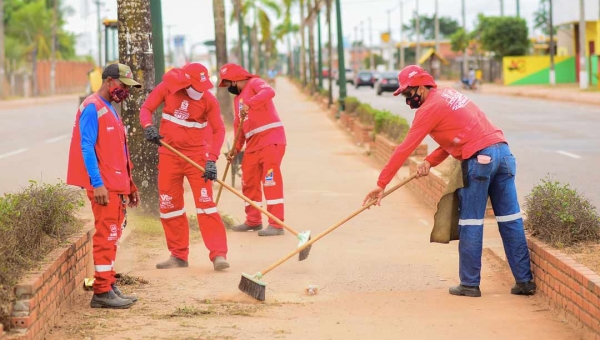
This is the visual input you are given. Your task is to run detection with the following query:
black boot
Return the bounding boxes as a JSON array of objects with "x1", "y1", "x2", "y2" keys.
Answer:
[
  {"x1": 90, "y1": 290, "x2": 133, "y2": 309},
  {"x1": 511, "y1": 280, "x2": 537, "y2": 295},
  {"x1": 112, "y1": 284, "x2": 138, "y2": 303},
  {"x1": 257, "y1": 225, "x2": 284, "y2": 236},
  {"x1": 230, "y1": 223, "x2": 263, "y2": 232},
  {"x1": 449, "y1": 284, "x2": 482, "y2": 297}
]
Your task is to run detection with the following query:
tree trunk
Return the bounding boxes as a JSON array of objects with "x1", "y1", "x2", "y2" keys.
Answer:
[
  {"x1": 307, "y1": 0, "x2": 317, "y2": 94},
  {"x1": 117, "y1": 0, "x2": 159, "y2": 216},
  {"x1": 213, "y1": 0, "x2": 233, "y2": 126},
  {"x1": 32, "y1": 47, "x2": 38, "y2": 96},
  {"x1": 299, "y1": 0, "x2": 306, "y2": 85},
  {"x1": 252, "y1": 22, "x2": 260, "y2": 75},
  {"x1": 50, "y1": 0, "x2": 57, "y2": 95},
  {"x1": 326, "y1": 0, "x2": 333, "y2": 106}
]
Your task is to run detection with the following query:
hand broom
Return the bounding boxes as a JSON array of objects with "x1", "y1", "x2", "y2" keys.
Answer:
[
  {"x1": 238, "y1": 174, "x2": 418, "y2": 301},
  {"x1": 160, "y1": 140, "x2": 313, "y2": 261}
]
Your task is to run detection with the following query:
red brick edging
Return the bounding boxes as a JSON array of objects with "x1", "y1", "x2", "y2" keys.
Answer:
[{"x1": 5, "y1": 227, "x2": 93, "y2": 339}]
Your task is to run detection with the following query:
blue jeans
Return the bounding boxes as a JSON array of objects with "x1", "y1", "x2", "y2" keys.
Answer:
[{"x1": 457, "y1": 143, "x2": 532, "y2": 286}]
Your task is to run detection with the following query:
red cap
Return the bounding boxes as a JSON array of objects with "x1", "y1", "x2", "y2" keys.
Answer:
[
  {"x1": 182, "y1": 63, "x2": 213, "y2": 92},
  {"x1": 393, "y1": 65, "x2": 437, "y2": 96},
  {"x1": 218, "y1": 63, "x2": 256, "y2": 87}
]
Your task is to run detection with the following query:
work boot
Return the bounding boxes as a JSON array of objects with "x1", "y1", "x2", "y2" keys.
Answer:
[
  {"x1": 511, "y1": 280, "x2": 537, "y2": 296},
  {"x1": 213, "y1": 256, "x2": 230, "y2": 271},
  {"x1": 90, "y1": 290, "x2": 133, "y2": 309},
  {"x1": 449, "y1": 284, "x2": 482, "y2": 297},
  {"x1": 258, "y1": 225, "x2": 285, "y2": 236},
  {"x1": 156, "y1": 256, "x2": 189, "y2": 269},
  {"x1": 112, "y1": 284, "x2": 138, "y2": 303},
  {"x1": 230, "y1": 223, "x2": 263, "y2": 232}
]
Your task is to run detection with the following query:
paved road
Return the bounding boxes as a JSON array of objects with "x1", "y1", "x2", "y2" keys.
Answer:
[{"x1": 327, "y1": 80, "x2": 600, "y2": 209}]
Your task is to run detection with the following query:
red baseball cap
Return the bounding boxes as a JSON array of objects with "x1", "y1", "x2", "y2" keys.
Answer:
[
  {"x1": 182, "y1": 63, "x2": 213, "y2": 92},
  {"x1": 393, "y1": 65, "x2": 437, "y2": 96},
  {"x1": 218, "y1": 63, "x2": 257, "y2": 87}
]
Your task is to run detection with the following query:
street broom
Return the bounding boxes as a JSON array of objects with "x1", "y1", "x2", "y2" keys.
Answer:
[
  {"x1": 161, "y1": 141, "x2": 313, "y2": 261},
  {"x1": 215, "y1": 115, "x2": 246, "y2": 205},
  {"x1": 238, "y1": 174, "x2": 418, "y2": 301}
]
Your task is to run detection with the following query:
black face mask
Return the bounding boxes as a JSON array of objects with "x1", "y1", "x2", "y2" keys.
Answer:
[
  {"x1": 228, "y1": 84, "x2": 240, "y2": 95},
  {"x1": 405, "y1": 92, "x2": 422, "y2": 109}
]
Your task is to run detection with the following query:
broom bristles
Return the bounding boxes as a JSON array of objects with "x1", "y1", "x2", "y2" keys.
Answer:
[
  {"x1": 297, "y1": 231, "x2": 312, "y2": 261},
  {"x1": 238, "y1": 272, "x2": 266, "y2": 301},
  {"x1": 298, "y1": 237, "x2": 312, "y2": 261}
]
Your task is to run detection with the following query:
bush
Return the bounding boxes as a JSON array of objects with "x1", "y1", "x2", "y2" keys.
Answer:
[
  {"x1": 343, "y1": 96, "x2": 360, "y2": 115},
  {"x1": 356, "y1": 103, "x2": 377, "y2": 126},
  {"x1": 524, "y1": 178, "x2": 600, "y2": 248},
  {"x1": 375, "y1": 110, "x2": 409, "y2": 143},
  {"x1": 0, "y1": 181, "x2": 84, "y2": 330}
]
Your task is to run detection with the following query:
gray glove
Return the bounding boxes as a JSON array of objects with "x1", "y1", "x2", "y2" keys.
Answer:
[
  {"x1": 202, "y1": 160, "x2": 217, "y2": 182},
  {"x1": 144, "y1": 126, "x2": 163, "y2": 145}
]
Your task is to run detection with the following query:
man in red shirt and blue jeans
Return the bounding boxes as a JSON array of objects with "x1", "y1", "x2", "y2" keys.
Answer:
[{"x1": 363, "y1": 65, "x2": 535, "y2": 297}]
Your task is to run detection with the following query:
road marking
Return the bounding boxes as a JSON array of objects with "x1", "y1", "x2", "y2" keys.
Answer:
[
  {"x1": 44, "y1": 134, "x2": 69, "y2": 144},
  {"x1": 556, "y1": 150, "x2": 582, "y2": 159},
  {"x1": 0, "y1": 148, "x2": 28, "y2": 160}
]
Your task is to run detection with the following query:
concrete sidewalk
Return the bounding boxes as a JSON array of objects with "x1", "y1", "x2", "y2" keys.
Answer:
[{"x1": 48, "y1": 78, "x2": 577, "y2": 340}]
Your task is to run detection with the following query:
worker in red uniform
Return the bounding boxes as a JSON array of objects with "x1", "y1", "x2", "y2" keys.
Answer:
[
  {"x1": 218, "y1": 63, "x2": 287, "y2": 236},
  {"x1": 363, "y1": 65, "x2": 535, "y2": 298},
  {"x1": 67, "y1": 63, "x2": 141, "y2": 309},
  {"x1": 140, "y1": 63, "x2": 229, "y2": 271}
]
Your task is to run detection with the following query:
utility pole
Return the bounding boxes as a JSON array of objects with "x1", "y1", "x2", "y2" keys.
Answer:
[
  {"x1": 150, "y1": 0, "x2": 165, "y2": 84},
  {"x1": 354, "y1": 25, "x2": 358, "y2": 73},
  {"x1": 578, "y1": 0, "x2": 588, "y2": 89},
  {"x1": 95, "y1": 1, "x2": 103, "y2": 67},
  {"x1": 166, "y1": 25, "x2": 174, "y2": 68},
  {"x1": 516, "y1": 0, "x2": 520, "y2": 18},
  {"x1": 235, "y1": 0, "x2": 244, "y2": 68},
  {"x1": 387, "y1": 8, "x2": 394, "y2": 70},
  {"x1": 434, "y1": 0, "x2": 439, "y2": 53},
  {"x1": 415, "y1": 0, "x2": 420, "y2": 62},
  {"x1": 335, "y1": 0, "x2": 347, "y2": 111},
  {"x1": 369, "y1": 17, "x2": 374, "y2": 71},
  {"x1": 50, "y1": 0, "x2": 57, "y2": 95},
  {"x1": 461, "y1": 0, "x2": 468, "y2": 79},
  {"x1": 360, "y1": 20, "x2": 364, "y2": 70},
  {"x1": 318, "y1": 11, "x2": 323, "y2": 89},
  {"x1": 0, "y1": 0, "x2": 4, "y2": 98},
  {"x1": 399, "y1": 0, "x2": 404, "y2": 70},
  {"x1": 500, "y1": 0, "x2": 504, "y2": 16},
  {"x1": 549, "y1": 0, "x2": 555, "y2": 85},
  {"x1": 327, "y1": 0, "x2": 333, "y2": 106}
]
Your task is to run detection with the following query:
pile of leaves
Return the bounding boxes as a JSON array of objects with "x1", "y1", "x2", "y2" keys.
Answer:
[
  {"x1": 0, "y1": 181, "x2": 84, "y2": 330},
  {"x1": 524, "y1": 178, "x2": 600, "y2": 248}
]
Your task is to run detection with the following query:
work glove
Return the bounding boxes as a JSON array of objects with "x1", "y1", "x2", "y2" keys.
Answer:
[
  {"x1": 144, "y1": 126, "x2": 163, "y2": 145},
  {"x1": 202, "y1": 160, "x2": 218, "y2": 182}
]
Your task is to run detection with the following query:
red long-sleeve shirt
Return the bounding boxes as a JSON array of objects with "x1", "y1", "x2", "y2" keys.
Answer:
[
  {"x1": 233, "y1": 77, "x2": 286, "y2": 153},
  {"x1": 377, "y1": 87, "x2": 506, "y2": 188},
  {"x1": 139, "y1": 81, "x2": 225, "y2": 161}
]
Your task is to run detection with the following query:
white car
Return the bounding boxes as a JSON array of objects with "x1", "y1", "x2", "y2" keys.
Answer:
[{"x1": 333, "y1": 68, "x2": 355, "y2": 85}]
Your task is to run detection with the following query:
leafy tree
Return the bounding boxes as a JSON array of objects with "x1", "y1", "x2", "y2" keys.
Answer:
[
  {"x1": 474, "y1": 15, "x2": 530, "y2": 59},
  {"x1": 450, "y1": 28, "x2": 469, "y2": 53},
  {"x1": 403, "y1": 15, "x2": 460, "y2": 40},
  {"x1": 533, "y1": 0, "x2": 551, "y2": 35}
]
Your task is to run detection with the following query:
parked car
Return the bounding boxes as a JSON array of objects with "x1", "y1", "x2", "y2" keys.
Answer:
[
  {"x1": 354, "y1": 70, "x2": 376, "y2": 89},
  {"x1": 376, "y1": 70, "x2": 401, "y2": 95},
  {"x1": 333, "y1": 68, "x2": 355, "y2": 85}
]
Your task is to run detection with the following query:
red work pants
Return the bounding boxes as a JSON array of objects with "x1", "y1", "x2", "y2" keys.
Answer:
[
  {"x1": 241, "y1": 144, "x2": 285, "y2": 228},
  {"x1": 158, "y1": 153, "x2": 228, "y2": 262},
  {"x1": 87, "y1": 190, "x2": 125, "y2": 294}
]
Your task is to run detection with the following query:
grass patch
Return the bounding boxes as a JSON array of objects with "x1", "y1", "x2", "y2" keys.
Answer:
[
  {"x1": 164, "y1": 302, "x2": 263, "y2": 319},
  {"x1": 129, "y1": 212, "x2": 164, "y2": 238},
  {"x1": 115, "y1": 273, "x2": 149, "y2": 286}
]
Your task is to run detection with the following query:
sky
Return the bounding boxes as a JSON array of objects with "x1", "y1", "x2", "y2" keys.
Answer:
[{"x1": 63, "y1": 0, "x2": 600, "y2": 63}]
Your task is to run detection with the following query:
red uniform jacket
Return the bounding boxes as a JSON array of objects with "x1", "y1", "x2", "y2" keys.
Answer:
[
  {"x1": 139, "y1": 69, "x2": 225, "y2": 161},
  {"x1": 67, "y1": 94, "x2": 136, "y2": 194},
  {"x1": 378, "y1": 87, "x2": 506, "y2": 188},
  {"x1": 233, "y1": 77, "x2": 286, "y2": 153}
]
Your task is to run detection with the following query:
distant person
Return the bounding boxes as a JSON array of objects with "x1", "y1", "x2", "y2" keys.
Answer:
[
  {"x1": 363, "y1": 65, "x2": 536, "y2": 298},
  {"x1": 67, "y1": 63, "x2": 142, "y2": 309},
  {"x1": 267, "y1": 67, "x2": 278, "y2": 89}
]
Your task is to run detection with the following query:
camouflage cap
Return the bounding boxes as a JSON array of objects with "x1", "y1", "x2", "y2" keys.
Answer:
[{"x1": 102, "y1": 63, "x2": 142, "y2": 88}]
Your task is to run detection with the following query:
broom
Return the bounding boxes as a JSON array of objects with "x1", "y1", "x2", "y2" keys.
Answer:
[
  {"x1": 238, "y1": 174, "x2": 418, "y2": 301},
  {"x1": 215, "y1": 115, "x2": 246, "y2": 205},
  {"x1": 160, "y1": 141, "x2": 313, "y2": 261}
]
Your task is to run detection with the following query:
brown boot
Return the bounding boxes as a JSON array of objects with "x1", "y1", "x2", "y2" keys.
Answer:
[
  {"x1": 213, "y1": 256, "x2": 230, "y2": 271},
  {"x1": 156, "y1": 256, "x2": 189, "y2": 269}
]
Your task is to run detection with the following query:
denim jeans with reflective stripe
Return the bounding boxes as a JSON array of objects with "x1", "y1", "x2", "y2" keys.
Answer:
[{"x1": 457, "y1": 143, "x2": 532, "y2": 286}]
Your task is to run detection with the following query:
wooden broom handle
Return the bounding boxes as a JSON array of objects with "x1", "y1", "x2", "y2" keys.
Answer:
[
  {"x1": 215, "y1": 116, "x2": 246, "y2": 205},
  {"x1": 258, "y1": 174, "x2": 418, "y2": 277},
  {"x1": 160, "y1": 140, "x2": 300, "y2": 236}
]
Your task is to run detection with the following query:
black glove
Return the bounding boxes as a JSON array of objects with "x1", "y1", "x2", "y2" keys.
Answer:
[
  {"x1": 144, "y1": 126, "x2": 163, "y2": 145},
  {"x1": 202, "y1": 160, "x2": 217, "y2": 182}
]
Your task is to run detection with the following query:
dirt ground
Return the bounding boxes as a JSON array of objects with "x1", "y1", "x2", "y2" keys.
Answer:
[{"x1": 46, "y1": 79, "x2": 581, "y2": 340}]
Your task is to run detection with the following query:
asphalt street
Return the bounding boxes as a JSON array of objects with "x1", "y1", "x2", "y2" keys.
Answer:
[{"x1": 326, "y1": 80, "x2": 600, "y2": 209}]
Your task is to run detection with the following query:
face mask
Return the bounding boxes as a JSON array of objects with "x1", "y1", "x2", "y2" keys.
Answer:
[
  {"x1": 186, "y1": 87, "x2": 204, "y2": 100},
  {"x1": 228, "y1": 84, "x2": 240, "y2": 95},
  {"x1": 109, "y1": 82, "x2": 130, "y2": 103},
  {"x1": 405, "y1": 92, "x2": 422, "y2": 109}
]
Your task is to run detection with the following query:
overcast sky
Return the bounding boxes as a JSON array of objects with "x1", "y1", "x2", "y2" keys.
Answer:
[{"x1": 64, "y1": 0, "x2": 600, "y2": 61}]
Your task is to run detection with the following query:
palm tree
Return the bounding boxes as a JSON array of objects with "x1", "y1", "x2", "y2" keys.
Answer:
[
  {"x1": 212, "y1": 0, "x2": 233, "y2": 125},
  {"x1": 274, "y1": 0, "x2": 299, "y2": 76}
]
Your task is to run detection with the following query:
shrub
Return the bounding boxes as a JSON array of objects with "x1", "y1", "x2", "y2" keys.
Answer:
[
  {"x1": 356, "y1": 103, "x2": 377, "y2": 126},
  {"x1": 375, "y1": 111, "x2": 409, "y2": 143},
  {"x1": 343, "y1": 96, "x2": 360, "y2": 115},
  {"x1": 524, "y1": 177, "x2": 600, "y2": 248},
  {"x1": 0, "y1": 181, "x2": 84, "y2": 330}
]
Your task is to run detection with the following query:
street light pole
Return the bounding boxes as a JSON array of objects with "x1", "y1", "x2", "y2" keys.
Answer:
[
  {"x1": 578, "y1": 0, "x2": 588, "y2": 89},
  {"x1": 549, "y1": 0, "x2": 555, "y2": 85},
  {"x1": 516, "y1": 0, "x2": 520, "y2": 18},
  {"x1": 415, "y1": 0, "x2": 420, "y2": 62},
  {"x1": 318, "y1": 11, "x2": 323, "y2": 89},
  {"x1": 95, "y1": 0, "x2": 103, "y2": 67},
  {"x1": 500, "y1": 0, "x2": 504, "y2": 16},
  {"x1": 399, "y1": 0, "x2": 404, "y2": 69},
  {"x1": 461, "y1": 0, "x2": 467, "y2": 79},
  {"x1": 434, "y1": 0, "x2": 439, "y2": 53},
  {"x1": 150, "y1": 0, "x2": 165, "y2": 84},
  {"x1": 369, "y1": 17, "x2": 375, "y2": 71},
  {"x1": 335, "y1": 0, "x2": 347, "y2": 111}
]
